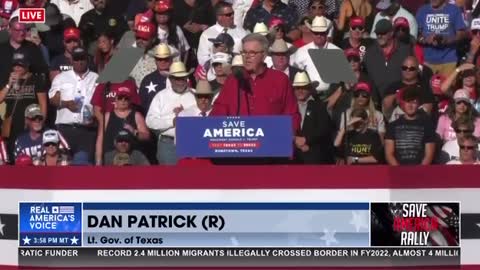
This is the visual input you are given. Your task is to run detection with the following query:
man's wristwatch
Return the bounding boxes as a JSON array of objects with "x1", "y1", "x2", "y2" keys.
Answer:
[{"x1": 353, "y1": 157, "x2": 359, "y2": 164}]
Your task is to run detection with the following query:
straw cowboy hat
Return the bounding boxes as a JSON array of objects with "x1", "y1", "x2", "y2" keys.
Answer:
[
  {"x1": 253, "y1": 22, "x2": 269, "y2": 36},
  {"x1": 306, "y1": 16, "x2": 330, "y2": 32},
  {"x1": 268, "y1": 39, "x2": 297, "y2": 55},
  {"x1": 168, "y1": 61, "x2": 193, "y2": 77},
  {"x1": 231, "y1": 54, "x2": 244, "y2": 67},
  {"x1": 154, "y1": 43, "x2": 178, "y2": 58},
  {"x1": 292, "y1": 71, "x2": 319, "y2": 88},
  {"x1": 194, "y1": 80, "x2": 214, "y2": 95}
]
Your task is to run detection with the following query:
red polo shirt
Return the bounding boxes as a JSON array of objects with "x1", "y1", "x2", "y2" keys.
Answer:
[{"x1": 210, "y1": 68, "x2": 301, "y2": 134}]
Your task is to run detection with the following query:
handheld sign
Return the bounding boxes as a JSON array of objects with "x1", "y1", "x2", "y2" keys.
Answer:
[
  {"x1": 176, "y1": 116, "x2": 293, "y2": 158},
  {"x1": 96, "y1": 47, "x2": 144, "y2": 84}
]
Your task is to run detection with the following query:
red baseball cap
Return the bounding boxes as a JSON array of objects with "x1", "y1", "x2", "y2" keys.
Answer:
[
  {"x1": 0, "y1": 0, "x2": 18, "y2": 19},
  {"x1": 112, "y1": 83, "x2": 134, "y2": 98},
  {"x1": 344, "y1": 48, "x2": 360, "y2": 58},
  {"x1": 153, "y1": 0, "x2": 172, "y2": 13},
  {"x1": 354, "y1": 81, "x2": 371, "y2": 94},
  {"x1": 349, "y1": 16, "x2": 365, "y2": 28},
  {"x1": 15, "y1": 154, "x2": 33, "y2": 166},
  {"x1": 63, "y1": 27, "x2": 81, "y2": 41},
  {"x1": 136, "y1": 21, "x2": 156, "y2": 40},
  {"x1": 394, "y1": 17, "x2": 409, "y2": 29},
  {"x1": 268, "y1": 16, "x2": 285, "y2": 29}
]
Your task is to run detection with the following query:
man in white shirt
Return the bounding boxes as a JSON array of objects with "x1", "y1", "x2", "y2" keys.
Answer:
[
  {"x1": 371, "y1": 0, "x2": 417, "y2": 39},
  {"x1": 146, "y1": 62, "x2": 196, "y2": 165},
  {"x1": 50, "y1": 0, "x2": 93, "y2": 26},
  {"x1": 197, "y1": 1, "x2": 248, "y2": 66},
  {"x1": 446, "y1": 135, "x2": 480, "y2": 165},
  {"x1": 48, "y1": 47, "x2": 98, "y2": 162},
  {"x1": 293, "y1": 16, "x2": 340, "y2": 94},
  {"x1": 179, "y1": 80, "x2": 214, "y2": 118},
  {"x1": 269, "y1": 39, "x2": 300, "y2": 81}
]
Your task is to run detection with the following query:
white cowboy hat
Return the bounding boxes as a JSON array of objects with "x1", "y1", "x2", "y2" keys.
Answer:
[
  {"x1": 231, "y1": 54, "x2": 244, "y2": 67},
  {"x1": 168, "y1": 61, "x2": 193, "y2": 78},
  {"x1": 154, "y1": 43, "x2": 176, "y2": 58},
  {"x1": 292, "y1": 71, "x2": 319, "y2": 88},
  {"x1": 253, "y1": 22, "x2": 269, "y2": 36},
  {"x1": 268, "y1": 39, "x2": 297, "y2": 55},
  {"x1": 306, "y1": 16, "x2": 330, "y2": 32},
  {"x1": 194, "y1": 80, "x2": 214, "y2": 95}
]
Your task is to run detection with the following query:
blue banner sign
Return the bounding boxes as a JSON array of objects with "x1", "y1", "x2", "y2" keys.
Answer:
[{"x1": 176, "y1": 116, "x2": 293, "y2": 158}]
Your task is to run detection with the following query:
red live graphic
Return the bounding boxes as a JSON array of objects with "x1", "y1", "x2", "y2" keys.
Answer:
[
  {"x1": 209, "y1": 142, "x2": 261, "y2": 149},
  {"x1": 393, "y1": 203, "x2": 438, "y2": 246},
  {"x1": 18, "y1": 8, "x2": 45, "y2": 23}
]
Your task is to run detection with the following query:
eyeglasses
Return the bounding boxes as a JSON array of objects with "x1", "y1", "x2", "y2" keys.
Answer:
[
  {"x1": 312, "y1": 31, "x2": 328, "y2": 36},
  {"x1": 241, "y1": 50, "x2": 264, "y2": 57},
  {"x1": 44, "y1": 142, "x2": 58, "y2": 147},
  {"x1": 455, "y1": 128, "x2": 474, "y2": 134},
  {"x1": 351, "y1": 26, "x2": 364, "y2": 32},
  {"x1": 28, "y1": 116, "x2": 44, "y2": 122},
  {"x1": 460, "y1": 145, "x2": 477, "y2": 150},
  {"x1": 221, "y1": 12, "x2": 234, "y2": 17},
  {"x1": 401, "y1": 66, "x2": 417, "y2": 72},
  {"x1": 354, "y1": 91, "x2": 370, "y2": 98},
  {"x1": 348, "y1": 56, "x2": 361, "y2": 63},
  {"x1": 116, "y1": 95, "x2": 130, "y2": 101}
]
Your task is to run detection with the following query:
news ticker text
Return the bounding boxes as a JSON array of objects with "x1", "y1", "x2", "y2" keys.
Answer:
[{"x1": 19, "y1": 247, "x2": 460, "y2": 267}]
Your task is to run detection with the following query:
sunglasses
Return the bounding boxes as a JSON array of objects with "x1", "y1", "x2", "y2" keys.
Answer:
[
  {"x1": 460, "y1": 145, "x2": 476, "y2": 150},
  {"x1": 196, "y1": 94, "x2": 213, "y2": 99},
  {"x1": 348, "y1": 56, "x2": 361, "y2": 63},
  {"x1": 28, "y1": 116, "x2": 44, "y2": 122},
  {"x1": 312, "y1": 31, "x2": 328, "y2": 36},
  {"x1": 351, "y1": 26, "x2": 364, "y2": 31},
  {"x1": 116, "y1": 95, "x2": 130, "y2": 101},
  {"x1": 155, "y1": 57, "x2": 170, "y2": 62},
  {"x1": 456, "y1": 101, "x2": 470, "y2": 106},
  {"x1": 395, "y1": 27, "x2": 409, "y2": 32},
  {"x1": 221, "y1": 12, "x2": 234, "y2": 17},
  {"x1": 401, "y1": 66, "x2": 417, "y2": 72},
  {"x1": 65, "y1": 39, "x2": 78, "y2": 44},
  {"x1": 44, "y1": 142, "x2": 58, "y2": 147},
  {"x1": 354, "y1": 91, "x2": 370, "y2": 98},
  {"x1": 455, "y1": 128, "x2": 473, "y2": 134}
]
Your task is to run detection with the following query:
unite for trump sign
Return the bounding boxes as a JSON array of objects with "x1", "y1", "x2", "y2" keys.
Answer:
[{"x1": 176, "y1": 116, "x2": 293, "y2": 158}]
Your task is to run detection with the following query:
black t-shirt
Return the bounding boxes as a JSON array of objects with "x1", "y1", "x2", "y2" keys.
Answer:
[
  {"x1": 339, "y1": 38, "x2": 374, "y2": 61},
  {"x1": 385, "y1": 115, "x2": 436, "y2": 165},
  {"x1": 4, "y1": 74, "x2": 46, "y2": 141},
  {"x1": 383, "y1": 81, "x2": 435, "y2": 105},
  {"x1": 343, "y1": 129, "x2": 383, "y2": 163}
]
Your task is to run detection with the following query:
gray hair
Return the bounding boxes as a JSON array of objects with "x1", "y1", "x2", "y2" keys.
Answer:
[{"x1": 242, "y1": 33, "x2": 269, "y2": 54}]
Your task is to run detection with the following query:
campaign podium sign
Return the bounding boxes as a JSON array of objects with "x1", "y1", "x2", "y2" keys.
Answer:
[{"x1": 176, "y1": 116, "x2": 293, "y2": 158}]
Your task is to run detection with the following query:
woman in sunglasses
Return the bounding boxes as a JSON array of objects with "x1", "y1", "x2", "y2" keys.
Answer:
[
  {"x1": 338, "y1": 81, "x2": 385, "y2": 142},
  {"x1": 446, "y1": 134, "x2": 480, "y2": 165},
  {"x1": 33, "y1": 130, "x2": 70, "y2": 167},
  {"x1": 436, "y1": 89, "x2": 480, "y2": 142}
]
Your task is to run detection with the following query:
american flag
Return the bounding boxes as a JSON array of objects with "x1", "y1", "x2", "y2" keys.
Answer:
[{"x1": 59, "y1": 206, "x2": 75, "y2": 214}]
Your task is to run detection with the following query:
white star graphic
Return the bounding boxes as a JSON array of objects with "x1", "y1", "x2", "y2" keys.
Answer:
[
  {"x1": 0, "y1": 217, "x2": 5, "y2": 236},
  {"x1": 320, "y1": 229, "x2": 338, "y2": 246},
  {"x1": 350, "y1": 211, "x2": 369, "y2": 232},
  {"x1": 146, "y1": 81, "x2": 158, "y2": 93},
  {"x1": 23, "y1": 236, "x2": 31, "y2": 245},
  {"x1": 70, "y1": 236, "x2": 79, "y2": 245}
]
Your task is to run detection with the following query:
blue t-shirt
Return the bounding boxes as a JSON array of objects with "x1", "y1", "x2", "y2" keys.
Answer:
[{"x1": 416, "y1": 3, "x2": 466, "y2": 64}]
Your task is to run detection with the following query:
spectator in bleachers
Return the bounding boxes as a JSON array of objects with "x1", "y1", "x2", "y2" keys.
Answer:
[
  {"x1": 50, "y1": 0, "x2": 93, "y2": 26},
  {"x1": 269, "y1": 39, "x2": 299, "y2": 82},
  {"x1": 440, "y1": 63, "x2": 480, "y2": 111},
  {"x1": 383, "y1": 56, "x2": 435, "y2": 121},
  {"x1": 0, "y1": 52, "x2": 47, "y2": 159},
  {"x1": 49, "y1": 27, "x2": 81, "y2": 80},
  {"x1": 178, "y1": 79, "x2": 214, "y2": 117},
  {"x1": 0, "y1": 0, "x2": 18, "y2": 31},
  {"x1": 130, "y1": 21, "x2": 158, "y2": 87},
  {"x1": 417, "y1": 0, "x2": 466, "y2": 76},
  {"x1": 293, "y1": 16, "x2": 340, "y2": 95},
  {"x1": 269, "y1": 16, "x2": 291, "y2": 46},
  {"x1": 211, "y1": 33, "x2": 301, "y2": 133},
  {"x1": 93, "y1": 31, "x2": 115, "y2": 73},
  {"x1": 385, "y1": 85, "x2": 436, "y2": 165},
  {"x1": 139, "y1": 43, "x2": 174, "y2": 115},
  {"x1": 79, "y1": 0, "x2": 128, "y2": 52},
  {"x1": 208, "y1": 52, "x2": 232, "y2": 96},
  {"x1": 465, "y1": 18, "x2": 480, "y2": 65},
  {"x1": 364, "y1": 19, "x2": 413, "y2": 99},
  {"x1": 337, "y1": 0, "x2": 374, "y2": 35},
  {"x1": 393, "y1": 17, "x2": 425, "y2": 65},
  {"x1": 195, "y1": 32, "x2": 234, "y2": 81},
  {"x1": 48, "y1": 47, "x2": 98, "y2": 163},
  {"x1": 146, "y1": 61, "x2": 196, "y2": 165},
  {"x1": 14, "y1": 104, "x2": 69, "y2": 160},
  {"x1": 99, "y1": 83, "x2": 150, "y2": 155},
  {"x1": 338, "y1": 16, "x2": 373, "y2": 61},
  {"x1": 335, "y1": 108, "x2": 383, "y2": 165},
  {"x1": 441, "y1": 116, "x2": 476, "y2": 162},
  {"x1": 437, "y1": 89, "x2": 480, "y2": 141},
  {"x1": 288, "y1": 0, "x2": 309, "y2": 19},
  {"x1": 243, "y1": 0, "x2": 298, "y2": 34},
  {"x1": 33, "y1": 129, "x2": 70, "y2": 166},
  {"x1": 104, "y1": 129, "x2": 150, "y2": 166},
  {"x1": 197, "y1": 1, "x2": 247, "y2": 66},
  {"x1": 339, "y1": 81, "x2": 385, "y2": 141},
  {"x1": 371, "y1": 0, "x2": 417, "y2": 39},
  {"x1": 0, "y1": 18, "x2": 48, "y2": 88},
  {"x1": 305, "y1": 0, "x2": 334, "y2": 40},
  {"x1": 446, "y1": 134, "x2": 480, "y2": 164},
  {"x1": 292, "y1": 71, "x2": 334, "y2": 164},
  {"x1": 291, "y1": 16, "x2": 313, "y2": 48}
]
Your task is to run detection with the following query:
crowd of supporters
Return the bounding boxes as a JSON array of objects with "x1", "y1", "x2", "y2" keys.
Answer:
[{"x1": 0, "y1": 0, "x2": 479, "y2": 166}]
